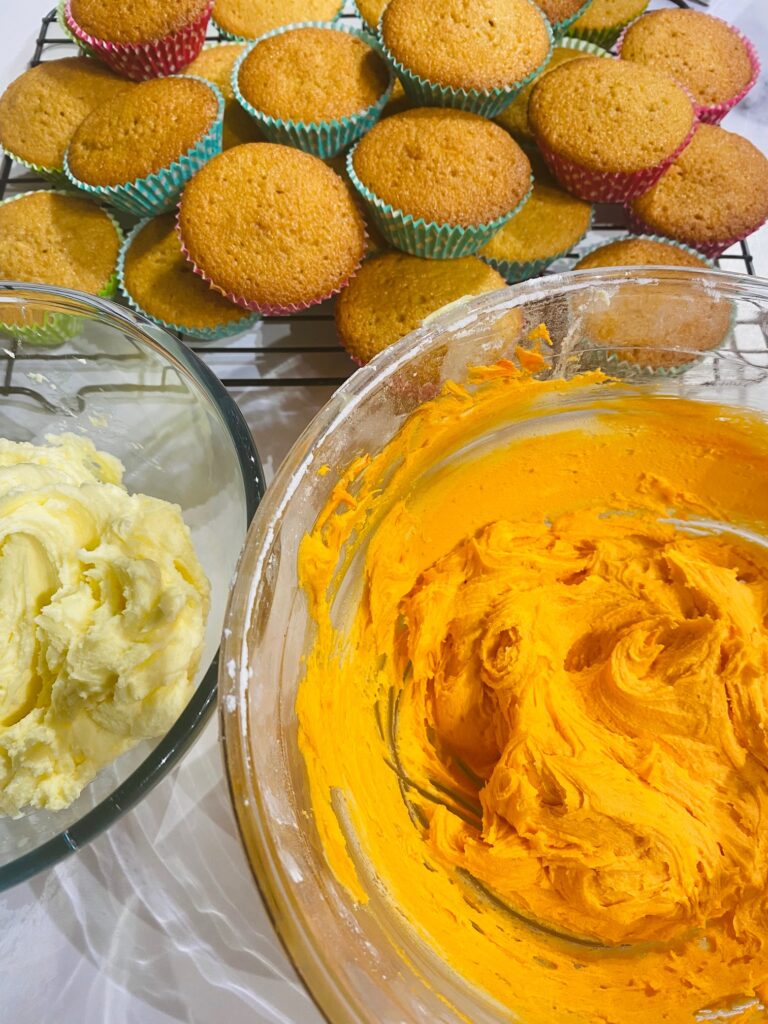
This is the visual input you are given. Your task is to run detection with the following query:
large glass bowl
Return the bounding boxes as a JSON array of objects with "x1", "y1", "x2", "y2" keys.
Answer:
[
  {"x1": 221, "y1": 268, "x2": 768, "y2": 1024},
  {"x1": 0, "y1": 282, "x2": 263, "y2": 891}
]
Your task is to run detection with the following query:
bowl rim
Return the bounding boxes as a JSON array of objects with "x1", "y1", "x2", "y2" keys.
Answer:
[{"x1": 0, "y1": 281, "x2": 265, "y2": 892}]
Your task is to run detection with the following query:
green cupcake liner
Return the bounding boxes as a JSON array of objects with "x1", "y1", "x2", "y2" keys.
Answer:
[
  {"x1": 347, "y1": 145, "x2": 533, "y2": 259},
  {"x1": 558, "y1": 34, "x2": 614, "y2": 57},
  {"x1": 482, "y1": 209, "x2": 594, "y2": 283},
  {"x1": 116, "y1": 217, "x2": 261, "y2": 341},
  {"x1": 0, "y1": 144, "x2": 69, "y2": 185},
  {"x1": 63, "y1": 76, "x2": 224, "y2": 216},
  {"x1": 56, "y1": 0, "x2": 97, "y2": 56},
  {"x1": 550, "y1": 0, "x2": 595, "y2": 42},
  {"x1": 212, "y1": 0, "x2": 344, "y2": 42},
  {"x1": 567, "y1": 16, "x2": 640, "y2": 51},
  {"x1": 0, "y1": 190, "x2": 123, "y2": 346},
  {"x1": 231, "y1": 21, "x2": 394, "y2": 159},
  {"x1": 376, "y1": 0, "x2": 554, "y2": 118}
]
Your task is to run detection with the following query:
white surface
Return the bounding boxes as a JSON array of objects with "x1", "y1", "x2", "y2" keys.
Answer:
[{"x1": 0, "y1": 2, "x2": 767, "y2": 1023}]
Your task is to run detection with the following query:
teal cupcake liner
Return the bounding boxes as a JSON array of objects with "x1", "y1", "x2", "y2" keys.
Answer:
[
  {"x1": 63, "y1": 76, "x2": 224, "y2": 216},
  {"x1": 482, "y1": 209, "x2": 594, "y2": 283},
  {"x1": 0, "y1": 190, "x2": 123, "y2": 346},
  {"x1": 212, "y1": 1, "x2": 344, "y2": 42},
  {"x1": 550, "y1": 0, "x2": 595, "y2": 42},
  {"x1": 231, "y1": 21, "x2": 394, "y2": 159},
  {"x1": 376, "y1": 0, "x2": 554, "y2": 118},
  {"x1": 347, "y1": 145, "x2": 533, "y2": 259},
  {"x1": 117, "y1": 217, "x2": 261, "y2": 341}
]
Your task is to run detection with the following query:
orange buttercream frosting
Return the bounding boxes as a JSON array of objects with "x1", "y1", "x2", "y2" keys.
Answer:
[{"x1": 297, "y1": 354, "x2": 768, "y2": 1023}]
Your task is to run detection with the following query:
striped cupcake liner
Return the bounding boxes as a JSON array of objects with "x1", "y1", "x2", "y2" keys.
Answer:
[
  {"x1": 0, "y1": 145, "x2": 69, "y2": 185},
  {"x1": 64, "y1": 0, "x2": 213, "y2": 81},
  {"x1": 56, "y1": 0, "x2": 96, "y2": 56},
  {"x1": 558, "y1": 35, "x2": 614, "y2": 58},
  {"x1": 231, "y1": 22, "x2": 395, "y2": 159},
  {"x1": 567, "y1": 3, "x2": 649, "y2": 51},
  {"x1": 63, "y1": 77, "x2": 224, "y2": 216},
  {"x1": 550, "y1": 0, "x2": 595, "y2": 43},
  {"x1": 0, "y1": 190, "x2": 123, "y2": 346},
  {"x1": 116, "y1": 217, "x2": 261, "y2": 341},
  {"x1": 481, "y1": 209, "x2": 593, "y2": 283},
  {"x1": 616, "y1": 17, "x2": 761, "y2": 126},
  {"x1": 347, "y1": 146, "x2": 533, "y2": 259},
  {"x1": 625, "y1": 206, "x2": 768, "y2": 261},
  {"x1": 212, "y1": 0, "x2": 345, "y2": 42},
  {"x1": 376, "y1": 1, "x2": 554, "y2": 118}
]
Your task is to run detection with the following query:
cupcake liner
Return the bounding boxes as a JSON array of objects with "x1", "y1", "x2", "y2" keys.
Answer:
[
  {"x1": 347, "y1": 145, "x2": 533, "y2": 259},
  {"x1": 376, "y1": 1, "x2": 554, "y2": 118},
  {"x1": 231, "y1": 22, "x2": 395, "y2": 159},
  {"x1": 558, "y1": 35, "x2": 614, "y2": 58},
  {"x1": 550, "y1": 0, "x2": 595, "y2": 43},
  {"x1": 0, "y1": 145, "x2": 69, "y2": 186},
  {"x1": 64, "y1": 0, "x2": 213, "y2": 81},
  {"x1": 63, "y1": 76, "x2": 224, "y2": 216},
  {"x1": 212, "y1": 0, "x2": 345, "y2": 42},
  {"x1": 481, "y1": 209, "x2": 593, "y2": 283},
  {"x1": 616, "y1": 17, "x2": 761, "y2": 126},
  {"x1": 175, "y1": 204, "x2": 365, "y2": 316},
  {"x1": 625, "y1": 206, "x2": 768, "y2": 261},
  {"x1": 117, "y1": 217, "x2": 261, "y2": 341},
  {"x1": 56, "y1": 0, "x2": 97, "y2": 56},
  {"x1": 0, "y1": 190, "x2": 123, "y2": 346}
]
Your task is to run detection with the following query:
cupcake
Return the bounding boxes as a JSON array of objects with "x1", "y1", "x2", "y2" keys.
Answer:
[
  {"x1": 0, "y1": 58, "x2": 132, "y2": 180},
  {"x1": 534, "y1": 0, "x2": 594, "y2": 42},
  {"x1": 572, "y1": 235, "x2": 730, "y2": 375},
  {"x1": 0, "y1": 190, "x2": 122, "y2": 343},
  {"x1": 118, "y1": 214, "x2": 259, "y2": 340},
  {"x1": 356, "y1": 0, "x2": 386, "y2": 31},
  {"x1": 336, "y1": 252, "x2": 507, "y2": 364},
  {"x1": 65, "y1": 0, "x2": 213, "y2": 81},
  {"x1": 479, "y1": 175, "x2": 592, "y2": 282},
  {"x1": 495, "y1": 37, "x2": 609, "y2": 143},
  {"x1": 177, "y1": 143, "x2": 366, "y2": 314},
  {"x1": 64, "y1": 75, "x2": 223, "y2": 216},
  {"x1": 380, "y1": 0, "x2": 553, "y2": 118},
  {"x1": 569, "y1": 0, "x2": 648, "y2": 49},
  {"x1": 618, "y1": 10, "x2": 759, "y2": 126},
  {"x1": 233, "y1": 23, "x2": 393, "y2": 158},
  {"x1": 628, "y1": 124, "x2": 768, "y2": 260},
  {"x1": 348, "y1": 108, "x2": 532, "y2": 259},
  {"x1": 186, "y1": 43, "x2": 264, "y2": 149},
  {"x1": 529, "y1": 57, "x2": 695, "y2": 202},
  {"x1": 213, "y1": 0, "x2": 343, "y2": 41}
]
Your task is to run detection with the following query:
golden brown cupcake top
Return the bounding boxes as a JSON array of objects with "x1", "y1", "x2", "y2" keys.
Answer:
[
  {"x1": 535, "y1": 0, "x2": 588, "y2": 24},
  {"x1": 352, "y1": 108, "x2": 531, "y2": 225},
  {"x1": 529, "y1": 57, "x2": 694, "y2": 173},
  {"x1": 0, "y1": 58, "x2": 132, "y2": 170},
  {"x1": 185, "y1": 44, "x2": 262, "y2": 149},
  {"x1": 213, "y1": 0, "x2": 341, "y2": 40},
  {"x1": 571, "y1": 0, "x2": 647, "y2": 33},
  {"x1": 481, "y1": 178, "x2": 592, "y2": 262},
  {"x1": 0, "y1": 191, "x2": 120, "y2": 293},
  {"x1": 620, "y1": 10, "x2": 755, "y2": 107},
  {"x1": 178, "y1": 143, "x2": 366, "y2": 309},
  {"x1": 122, "y1": 214, "x2": 248, "y2": 330},
  {"x1": 381, "y1": 0, "x2": 551, "y2": 92},
  {"x1": 336, "y1": 252, "x2": 506, "y2": 364},
  {"x1": 630, "y1": 125, "x2": 768, "y2": 245},
  {"x1": 356, "y1": 0, "x2": 387, "y2": 30},
  {"x1": 70, "y1": 0, "x2": 210, "y2": 44},
  {"x1": 67, "y1": 77, "x2": 220, "y2": 187},
  {"x1": 238, "y1": 27, "x2": 390, "y2": 122},
  {"x1": 575, "y1": 237, "x2": 707, "y2": 271}
]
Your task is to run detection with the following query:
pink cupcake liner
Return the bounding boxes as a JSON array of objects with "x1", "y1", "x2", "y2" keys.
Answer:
[
  {"x1": 616, "y1": 16, "x2": 760, "y2": 126},
  {"x1": 174, "y1": 204, "x2": 366, "y2": 316},
  {"x1": 625, "y1": 207, "x2": 768, "y2": 261},
  {"x1": 64, "y1": 0, "x2": 213, "y2": 81}
]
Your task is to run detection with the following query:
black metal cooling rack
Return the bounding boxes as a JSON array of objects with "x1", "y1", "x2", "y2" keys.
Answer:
[{"x1": 0, "y1": 1, "x2": 759, "y2": 396}]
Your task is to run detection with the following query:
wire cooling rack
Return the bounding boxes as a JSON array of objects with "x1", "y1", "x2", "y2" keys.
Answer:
[{"x1": 0, "y1": 0, "x2": 761, "y2": 433}]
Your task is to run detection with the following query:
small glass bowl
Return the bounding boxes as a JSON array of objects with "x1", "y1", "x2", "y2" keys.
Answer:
[{"x1": 0, "y1": 282, "x2": 263, "y2": 891}]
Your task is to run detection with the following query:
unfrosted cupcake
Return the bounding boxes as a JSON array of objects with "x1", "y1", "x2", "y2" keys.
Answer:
[
  {"x1": 336, "y1": 253, "x2": 507, "y2": 363},
  {"x1": 186, "y1": 43, "x2": 263, "y2": 149},
  {"x1": 569, "y1": 0, "x2": 648, "y2": 49},
  {"x1": 534, "y1": 0, "x2": 593, "y2": 41},
  {"x1": 628, "y1": 124, "x2": 768, "y2": 259},
  {"x1": 380, "y1": 0, "x2": 553, "y2": 118},
  {"x1": 0, "y1": 190, "x2": 122, "y2": 342},
  {"x1": 65, "y1": 0, "x2": 213, "y2": 80},
  {"x1": 0, "y1": 58, "x2": 132, "y2": 180},
  {"x1": 213, "y1": 0, "x2": 343, "y2": 40},
  {"x1": 348, "y1": 108, "x2": 532, "y2": 258},
  {"x1": 234, "y1": 24, "x2": 392, "y2": 158},
  {"x1": 177, "y1": 143, "x2": 366, "y2": 314},
  {"x1": 118, "y1": 214, "x2": 259, "y2": 340},
  {"x1": 65, "y1": 75, "x2": 223, "y2": 215},
  {"x1": 480, "y1": 176, "x2": 592, "y2": 281},
  {"x1": 529, "y1": 56, "x2": 695, "y2": 201},
  {"x1": 495, "y1": 37, "x2": 608, "y2": 142},
  {"x1": 618, "y1": 10, "x2": 759, "y2": 125}
]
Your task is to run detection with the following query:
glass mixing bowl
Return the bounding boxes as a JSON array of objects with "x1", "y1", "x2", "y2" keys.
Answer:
[
  {"x1": 221, "y1": 268, "x2": 768, "y2": 1024},
  {"x1": 0, "y1": 282, "x2": 263, "y2": 891}
]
